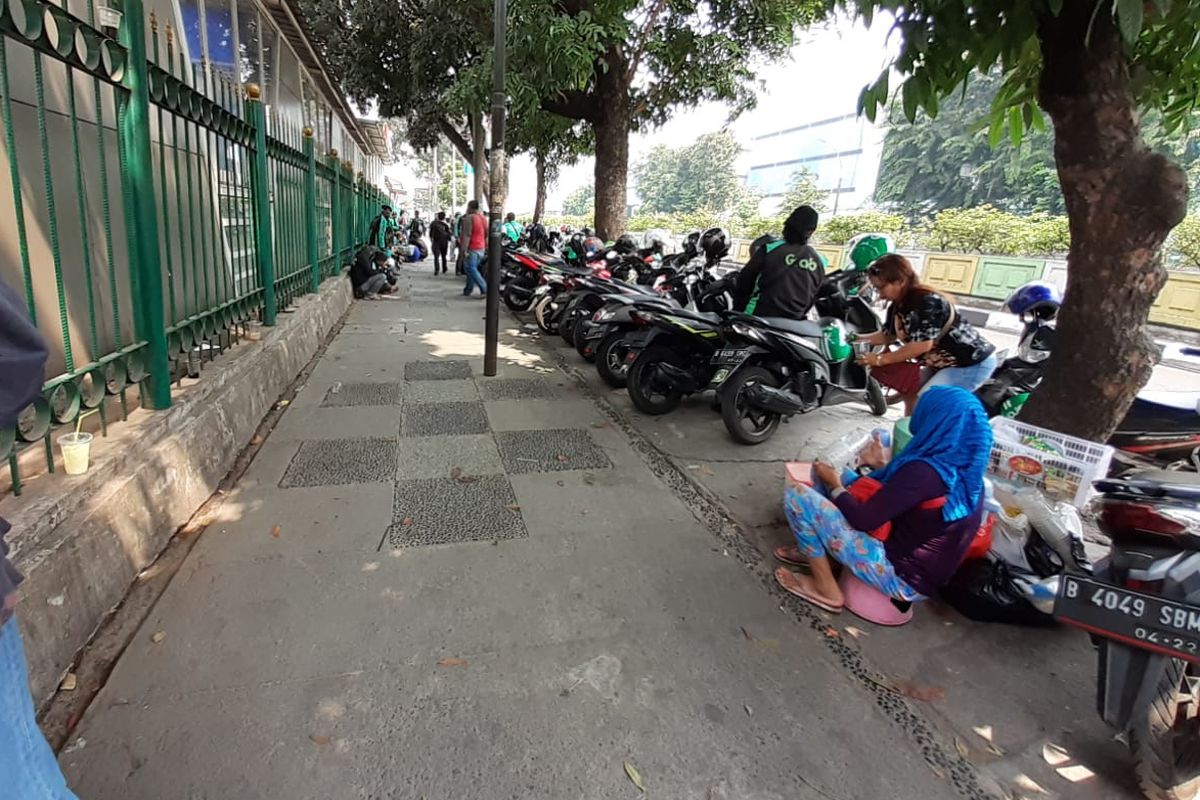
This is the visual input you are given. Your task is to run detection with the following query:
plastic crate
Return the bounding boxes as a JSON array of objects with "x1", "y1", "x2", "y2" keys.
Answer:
[{"x1": 987, "y1": 417, "x2": 1114, "y2": 508}]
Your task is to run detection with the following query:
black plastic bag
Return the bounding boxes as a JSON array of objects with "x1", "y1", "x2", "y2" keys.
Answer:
[{"x1": 941, "y1": 555, "x2": 1057, "y2": 627}]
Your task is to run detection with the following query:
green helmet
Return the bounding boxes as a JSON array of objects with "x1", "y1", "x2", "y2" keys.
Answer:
[{"x1": 847, "y1": 233, "x2": 894, "y2": 271}]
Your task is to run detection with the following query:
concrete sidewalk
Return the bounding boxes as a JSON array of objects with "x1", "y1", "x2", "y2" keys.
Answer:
[{"x1": 60, "y1": 266, "x2": 972, "y2": 800}]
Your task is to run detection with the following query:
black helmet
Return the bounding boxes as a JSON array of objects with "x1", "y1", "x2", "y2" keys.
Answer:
[
  {"x1": 613, "y1": 233, "x2": 638, "y2": 254},
  {"x1": 683, "y1": 230, "x2": 702, "y2": 256},
  {"x1": 581, "y1": 226, "x2": 593, "y2": 237},
  {"x1": 700, "y1": 227, "x2": 730, "y2": 263}
]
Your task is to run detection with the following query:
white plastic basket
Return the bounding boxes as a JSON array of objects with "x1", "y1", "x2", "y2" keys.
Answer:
[{"x1": 987, "y1": 417, "x2": 1114, "y2": 509}]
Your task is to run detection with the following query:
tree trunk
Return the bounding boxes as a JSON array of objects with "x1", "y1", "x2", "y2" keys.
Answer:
[
  {"x1": 591, "y1": 58, "x2": 630, "y2": 239},
  {"x1": 534, "y1": 153, "x2": 547, "y2": 223},
  {"x1": 1020, "y1": 6, "x2": 1188, "y2": 441}
]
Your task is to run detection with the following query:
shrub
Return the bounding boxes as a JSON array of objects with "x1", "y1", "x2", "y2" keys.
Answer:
[
  {"x1": 817, "y1": 212, "x2": 910, "y2": 246},
  {"x1": 1167, "y1": 215, "x2": 1200, "y2": 270}
]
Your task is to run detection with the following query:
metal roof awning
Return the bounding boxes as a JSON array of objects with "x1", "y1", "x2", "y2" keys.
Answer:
[{"x1": 258, "y1": 0, "x2": 391, "y2": 162}]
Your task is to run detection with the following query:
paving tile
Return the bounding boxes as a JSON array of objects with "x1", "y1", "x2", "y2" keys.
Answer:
[
  {"x1": 400, "y1": 401, "x2": 490, "y2": 437},
  {"x1": 403, "y1": 359, "x2": 473, "y2": 381},
  {"x1": 476, "y1": 377, "x2": 559, "y2": 401},
  {"x1": 396, "y1": 433, "x2": 504, "y2": 480},
  {"x1": 494, "y1": 428, "x2": 613, "y2": 473},
  {"x1": 319, "y1": 381, "x2": 402, "y2": 407},
  {"x1": 404, "y1": 379, "x2": 479, "y2": 403},
  {"x1": 278, "y1": 438, "x2": 397, "y2": 487},
  {"x1": 386, "y1": 475, "x2": 528, "y2": 547}
]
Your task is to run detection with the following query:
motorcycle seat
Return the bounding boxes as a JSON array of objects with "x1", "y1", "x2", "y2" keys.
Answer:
[
  {"x1": 1097, "y1": 469, "x2": 1200, "y2": 502},
  {"x1": 1137, "y1": 391, "x2": 1200, "y2": 414},
  {"x1": 760, "y1": 317, "x2": 825, "y2": 338}
]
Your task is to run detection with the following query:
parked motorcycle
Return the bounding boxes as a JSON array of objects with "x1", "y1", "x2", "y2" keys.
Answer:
[
  {"x1": 1053, "y1": 469, "x2": 1200, "y2": 800},
  {"x1": 625, "y1": 305, "x2": 728, "y2": 414},
  {"x1": 710, "y1": 310, "x2": 887, "y2": 444},
  {"x1": 978, "y1": 281, "x2": 1200, "y2": 473}
]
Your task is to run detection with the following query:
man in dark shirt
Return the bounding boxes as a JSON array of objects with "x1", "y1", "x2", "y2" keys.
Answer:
[
  {"x1": 735, "y1": 205, "x2": 826, "y2": 319},
  {"x1": 429, "y1": 212, "x2": 452, "y2": 276},
  {"x1": 349, "y1": 247, "x2": 397, "y2": 299}
]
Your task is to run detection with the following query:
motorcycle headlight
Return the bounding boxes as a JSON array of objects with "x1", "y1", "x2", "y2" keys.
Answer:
[
  {"x1": 1017, "y1": 339, "x2": 1052, "y2": 363},
  {"x1": 730, "y1": 322, "x2": 761, "y2": 340}
]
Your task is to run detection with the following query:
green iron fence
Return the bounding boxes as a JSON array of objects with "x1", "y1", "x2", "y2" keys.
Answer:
[{"x1": 0, "y1": 0, "x2": 390, "y2": 494}]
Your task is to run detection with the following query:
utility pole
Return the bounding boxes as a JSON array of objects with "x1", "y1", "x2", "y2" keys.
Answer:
[
  {"x1": 483, "y1": 0, "x2": 506, "y2": 376},
  {"x1": 471, "y1": 113, "x2": 486, "y2": 206}
]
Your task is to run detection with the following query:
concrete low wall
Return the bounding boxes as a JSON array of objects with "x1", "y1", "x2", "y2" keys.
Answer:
[{"x1": 1, "y1": 275, "x2": 353, "y2": 703}]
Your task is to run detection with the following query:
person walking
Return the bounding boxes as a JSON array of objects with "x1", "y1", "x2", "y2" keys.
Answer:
[
  {"x1": 453, "y1": 212, "x2": 465, "y2": 275},
  {"x1": 429, "y1": 212, "x2": 452, "y2": 276},
  {"x1": 0, "y1": 278, "x2": 80, "y2": 799},
  {"x1": 459, "y1": 200, "x2": 488, "y2": 297}
]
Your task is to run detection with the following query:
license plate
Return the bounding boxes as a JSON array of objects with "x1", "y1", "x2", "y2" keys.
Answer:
[
  {"x1": 1056, "y1": 575, "x2": 1200, "y2": 661},
  {"x1": 710, "y1": 349, "x2": 750, "y2": 366}
]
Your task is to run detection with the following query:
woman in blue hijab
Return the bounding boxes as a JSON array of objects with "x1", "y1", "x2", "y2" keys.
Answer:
[{"x1": 776, "y1": 386, "x2": 993, "y2": 613}]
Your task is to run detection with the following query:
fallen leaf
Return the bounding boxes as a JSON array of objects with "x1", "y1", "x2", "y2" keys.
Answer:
[
  {"x1": 701, "y1": 466, "x2": 716, "y2": 477},
  {"x1": 278, "y1": 399, "x2": 290, "y2": 407},
  {"x1": 954, "y1": 737, "x2": 969, "y2": 759},
  {"x1": 437, "y1": 657, "x2": 467, "y2": 667},
  {"x1": 743, "y1": 704, "x2": 753, "y2": 717},
  {"x1": 309, "y1": 734, "x2": 330, "y2": 745},
  {"x1": 61, "y1": 673, "x2": 78, "y2": 691},
  {"x1": 623, "y1": 761, "x2": 645, "y2": 793},
  {"x1": 556, "y1": 480, "x2": 565, "y2": 487},
  {"x1": 928, "y1": 763, "x2": 946, "y2": 779},
  {"x1": 986, "y1": 741, "x2": 1006, "y2": 757},
  {"x1": 863, "y1": 673, "x2": 899, "y2": 693},
  {"x1": 824, "y1": 627, "x2": 840, "y2": 639},
  {"x1": 505, "y1": 503, "x2": 522, "y2": 514},
  {"x1": 251, "y1": 435, "x2": 264, "y2": 445},
  {"x1": 844, "y1": 626, "x2": 867, "y2": 639},
  {"x1": 582, "y1": 474, "x2": 596, "y2": 485},
  {"x1": 401, "y1": 517, "x2": 413, "y2": 526},
  {"x1": 591, "y1": 421, "x2": 608, "y2": 429},
  {"x1": 449, "y1": 467, "x2": 463, "y2": 480},
  {"x1": 556, "y1": 454, "x2": 570, "y2": 463},
  {"x1": 739, "y1": 626, "x2": 753, "y2": 641},
  {"x1": 895, "y1": 680, "x2": 945, "y2": 703},
  {"x1": 271, "y1": 524, "x2": 281, "y2": 538},
  {"x1": 150, "y1": 631, "x2": 166, "y2": 644}
]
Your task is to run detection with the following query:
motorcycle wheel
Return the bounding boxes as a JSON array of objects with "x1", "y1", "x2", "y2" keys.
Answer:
[
  {"x1": 596, "y1": 333, "x2": 631, "y2": 389},
  {"x1": 575, "y1": 330, "x2": 598, "y2": 362},
  {"x1": 533, "y1": 296, "x2": 559, "y2": 335},
  {"x1": 628, "y1": 345, "x2": 686, "y2": 415},
  {"x1": 1131, "y1": 658, "x2": 1200, "y2": 800},
  {"x1": 560, "y1": 303, "x2": 583, "y2": 347},
  {"x1": 503, "y1": 281, "x2": 535, "y2": 312},
  {"x1": 865, "y1": 378, "x2": 888, "y2": 416},
  {"x1": 720, "y1": 365, "x2": 782, "y2": 445}
]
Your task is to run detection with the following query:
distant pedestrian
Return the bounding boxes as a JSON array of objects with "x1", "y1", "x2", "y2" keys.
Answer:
[
  {"x1": 429, "y1": 212, "x2": 452, "y2": 276},
  {"x1": 453, "y1": 213, "x2": 465, "y2": 275},
  {"x1": 502, "y1": 212, "x2": 521, "y2": 244},
  {"x1": 459, "y1": 200, "x2": 488, "y2": 297},
  {"x1": 0, "y1": 278, "x2": 80, "y2": 799}
]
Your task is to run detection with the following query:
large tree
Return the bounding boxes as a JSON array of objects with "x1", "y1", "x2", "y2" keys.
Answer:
[
  {"x1": 849, "y1": 0, "x2": 1195, "y2": 440},
  {"x1": 504, "y1": 0, "x2": 825, "y2": 237},
  {"x1": 562, "y1": 182, "x2": 595, "y2": 216},
  {"x1": 634, "y1": 132, "x2": 743, "y2": 213}
]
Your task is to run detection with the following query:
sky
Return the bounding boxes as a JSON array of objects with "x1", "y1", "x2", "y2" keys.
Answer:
[{"x1": 385, "y1": 12, "x2": 897, "y2": 215}]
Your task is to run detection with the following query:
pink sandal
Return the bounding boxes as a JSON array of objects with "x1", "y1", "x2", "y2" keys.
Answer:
[
  {"x1": 776, "y1": 567, "x2": 843, "y2": 614},
  {"x1": 773, "y1": 545, "x2": 808, "y2": 567}
]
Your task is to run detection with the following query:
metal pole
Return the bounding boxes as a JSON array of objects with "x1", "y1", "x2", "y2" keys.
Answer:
[
  {"x1": 483, "y1": 0, "x2": 506, "y2": 377},
  {"x1": 471, "y1": 112, "x2": 485, "y2": 205},
  {"x1": 432, "y1": 144, "x2": 439, "y2": 213}
]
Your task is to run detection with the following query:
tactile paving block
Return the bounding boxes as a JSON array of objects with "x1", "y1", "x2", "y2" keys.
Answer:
[
  {"x1": 401, "y1": 401, "x2": 490, "y2": 437},
  {"x1": 476, "y1": 378, "x2": 558, "y2": 401},
  {"x1": 404, "y1": 379, "x2": 478, "y2": 403},
  {"x1": 494, "y1": 428, "x2": 612, "y2": 473},
  {"x1": 320, "y1": 381, "x2": 402, "y2": 407},
  {"x1": 279, "y1": 438, "x2": 397, "y2": 487},
  {"x1": 403, "y1": 360, "x2": 473, "y2": 381},
  {"x1": 386, "y1": 475, "x2": 528, "y2": 547}
]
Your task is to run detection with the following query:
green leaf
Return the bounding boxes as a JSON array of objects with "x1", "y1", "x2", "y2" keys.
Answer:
[
  {"x1": 1008, "y1": 105, "x2": 1024, "y2": 147},
  {"x1": 902, "y1": 79, "x2": 919, "y2": 123},
  {"x1": 624, "y1": 762, "x2": 645, "y2": 793},
  {"x1": 1116, "y1": 0, "x2": 1144, "y2": 44},
  {"x1": 987, "y1": 112, "x2": 1007, "y2": 149},
  {"x1": 1028, "y1": 104, "x2": 1047, "y2": 132}
]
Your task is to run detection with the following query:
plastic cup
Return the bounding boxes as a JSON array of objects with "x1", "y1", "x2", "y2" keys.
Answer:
[{"x1": 59, "y1": 432, "x2": 93, "y2": 475}]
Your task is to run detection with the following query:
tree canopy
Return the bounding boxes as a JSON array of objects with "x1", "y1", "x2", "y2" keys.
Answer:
[
  {"x1": 778, "y1": 168, "x2": 829, "y2": 215},
  {"x1": 562, "y1": 182, "x2": 595, "y2": 217},
  {"x1": 634, "y1": 132, "x2": 744, "y2": 214}
]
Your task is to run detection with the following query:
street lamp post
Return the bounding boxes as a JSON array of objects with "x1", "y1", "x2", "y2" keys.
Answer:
[{"x1": 483, "y1": 0, "x2": 506, "y2": 376}]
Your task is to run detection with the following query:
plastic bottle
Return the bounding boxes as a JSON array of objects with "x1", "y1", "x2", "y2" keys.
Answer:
[{"x1": 818, "y1": 429, "x2": 874, "y2": 474}]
